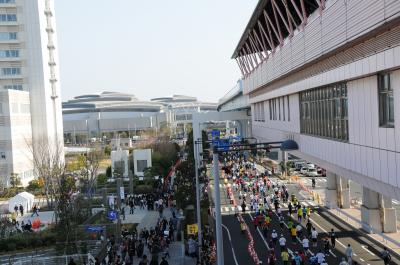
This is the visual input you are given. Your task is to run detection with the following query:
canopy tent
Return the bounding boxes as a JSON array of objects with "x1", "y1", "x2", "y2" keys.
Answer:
[{"x1": 8, "y1": 192, "x2": 35, "y2": 213}]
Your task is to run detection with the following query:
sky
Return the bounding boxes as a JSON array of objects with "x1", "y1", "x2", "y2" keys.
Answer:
[{"x1": 54, "y1": 0, "x2": 258, "y2": 102}]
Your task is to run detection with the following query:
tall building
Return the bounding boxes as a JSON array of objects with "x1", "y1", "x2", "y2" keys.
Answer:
[
  {"x1": 232, "y1": 0, "x2": 400, "y2": 232},
  {"x1": 0, "y1": 0, "x2": 64, "y2": 186}
]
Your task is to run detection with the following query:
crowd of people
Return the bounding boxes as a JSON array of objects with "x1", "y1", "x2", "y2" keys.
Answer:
[{"x1": 222, "y1": 153, "x2": 341, "y2": 265}]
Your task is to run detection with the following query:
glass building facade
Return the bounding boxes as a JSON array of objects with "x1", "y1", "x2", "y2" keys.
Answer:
[{"x1": 300, "y1": 83, "x2": 348, "y2": 141}]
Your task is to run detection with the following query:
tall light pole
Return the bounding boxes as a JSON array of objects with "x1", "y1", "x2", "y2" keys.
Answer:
[
  {"x1": 212, "y1": 146, "x2": 224, "y2": 265},
  {"x1": 194, "y1": 142, "x2": 202, "y2": 262}
]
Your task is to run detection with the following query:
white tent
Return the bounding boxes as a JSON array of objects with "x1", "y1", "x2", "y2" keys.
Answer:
[{"x1": 8, "y1": 192, "x2": 35, "y2": 213}]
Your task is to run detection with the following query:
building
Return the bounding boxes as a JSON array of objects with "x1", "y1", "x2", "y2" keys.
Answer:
[
  {"x1": 151, "y1": 95, "x2": 218, "y2": 137},
  {"x1": 232, "y1": 0, "x2": 400, "y2": 232},
  {"x1": 62, "y1": 92, "x2": 165, "y2": 143},
  {"x1": 0, "y1": 0, "x2": 64, "y2": 187},
  {"x1": 63, "y1": 92, "x2": 218, "y2": 142}
]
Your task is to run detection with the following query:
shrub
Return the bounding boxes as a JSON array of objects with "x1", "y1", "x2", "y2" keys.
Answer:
[
  {"x1": 97, "y1": 173, "x2": 107, "y2": 186},
  {"x1": 134, "y1": 185, "x2": 153, "y2": 194}
]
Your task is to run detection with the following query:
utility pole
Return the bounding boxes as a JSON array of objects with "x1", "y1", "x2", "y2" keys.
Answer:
[
  {"x1": 212, "y1": 146, "x2": 224, "y2": 265},
  {"x1": 194, "y1": 142, "x2": 202, "y2": 262}
]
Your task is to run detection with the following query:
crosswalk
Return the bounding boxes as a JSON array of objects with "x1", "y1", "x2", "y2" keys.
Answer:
[{"x1": 214, "y1": 200, "x2": 319, "y2": 216}]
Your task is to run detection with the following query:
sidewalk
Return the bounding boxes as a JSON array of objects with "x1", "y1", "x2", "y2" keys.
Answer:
[{"x1": 128, "y1": 207, "x2": 196, "y2": 265}]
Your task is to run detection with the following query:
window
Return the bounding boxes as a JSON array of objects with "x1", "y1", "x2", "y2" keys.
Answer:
[
  {"x1": 0, "y1": 0, "x2": 15, "y2": 3},
  {"x1": 278, "y1": 98, "x2": 281, "y2": 120},
  {"x1": 0, "y1": 50, "x2": 19, "y2": 58},
  {"x1": 2, "y1": 67, "x2": 20, "y2": 75},
  {"x1": 0, "y1": 152, "x2": 5, "y2": 159},
  {"x1": 378, "y1": 73, "x2": 394, "y2": 127},
  {"x1": 4, "y1": 84, "x2": 22, "y2": 90},
  {"x1": 137, "y1": 160, "x2": 147, "y2": 172},
  {"x1": 0, "y1": 14, "x2": 16, "y2": 21},
  {"x1": 283, "y1": 97, "x2": 285, "y2": 121},
  {"x1": 287, "y1": 96, "x2": 290, "y2": 121},
  {"x1": 0, "y1": 32, "x2": 17, "y2": 40},
  {"x1": 269, "y1": 101, "x2": 272, "y2": 120},
  {"x1": 300, "y1": 82, "x2": 348, "y2": 141}
]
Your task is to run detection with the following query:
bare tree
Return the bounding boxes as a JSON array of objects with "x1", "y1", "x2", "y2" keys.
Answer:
[
  {"x1": 79, "y1": 144, "x2": 103, "y2": 200},
  {"x1": 28, "y1": 136, "x2": 65, "y2": 209}
]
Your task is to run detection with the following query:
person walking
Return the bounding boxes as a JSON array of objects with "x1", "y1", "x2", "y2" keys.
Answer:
[
  {"x1": 271, "y1": 229, "x2": 278, "y2": 245},
  {"x1": 306, "y1": 220, "x2": 312, "y2": 236},
  {"x1": 281, "y1": 248, "x2": 289, "y2": 265},
  {"x1": 339, "y1": 257, "x2": 349, "y2": 265},
  {"x1": 291, "y1": 226, "x2": 297, "y2": 242},
  {"x1": 329, "y1": 229, "x2": 336, "y2": 248},
  {"x1": 311, "y1": 228, "x2": 318, "y2": 247},
  {"x1": 288, "y1": 202, "x2": 293, "y2": 216},
  {"x1": 345, "y1": 244, "x2": 353, "y2": 265},
  {"x1": 297, "y1": 207, "x2": 303, "y2": 222},
  {"x1": 302, "y1": 236, "x2": 310, "y2": 253},
  {"x1": 19, "y1": 204, "x2": 24, "y2": 216},
  {"x1": 279, "y1": 234, "x2": 286, "y2": 251}
]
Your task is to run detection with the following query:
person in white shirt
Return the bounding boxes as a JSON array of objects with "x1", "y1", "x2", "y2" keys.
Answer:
[
  {"x1": 279, "y1": 234, "x2": 286, "y2": 250},
  {"x1": 296, "y1": 224, "x2": 303, "y2": 237},
  {"x1": 302, "y1": 236, "x2": 310, "y2": 252},
  {"x1": 316, "y1": 250, "x2": 325, "y2": 264},
  {"x1": 311, "y1": 228, "x2": 318, "y2": 247},
  {"x1": 271, "y1": 230, "x2": 278, "y2": 244}
]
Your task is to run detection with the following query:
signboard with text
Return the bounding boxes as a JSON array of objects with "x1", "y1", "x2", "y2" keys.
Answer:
[{"x1": 187, "y1": 224, "x2": 198, "y2": 235}]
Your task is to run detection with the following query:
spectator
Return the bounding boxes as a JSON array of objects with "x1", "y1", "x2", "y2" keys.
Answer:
[
  {"x1": 160, "y1": 257, "x2": 169, "y2": 265},
  {"x1": 19, "y1": 204, "x2": 24, "y2": 216},
  {"x1": 345, "y1": 244, "x2": 353, "y2": 264},
  {"x1": 381, "y1": 247, "x2": 391, "y2": 265},
  {"x1": 138, "y1": 254, "x2": 149, "y2": 265},
  {"x1": 329, "y1": 228, "x2": 336, "y2": 248}
]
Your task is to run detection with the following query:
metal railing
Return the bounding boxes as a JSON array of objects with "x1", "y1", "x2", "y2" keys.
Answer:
[{"x1": 333, "y1": 207, "x2": 400, "y2": 248}]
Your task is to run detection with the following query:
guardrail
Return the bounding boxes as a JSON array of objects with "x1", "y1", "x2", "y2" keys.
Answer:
[{"x1": 333, "y1": 207, "x2": 400, "y2": 249}]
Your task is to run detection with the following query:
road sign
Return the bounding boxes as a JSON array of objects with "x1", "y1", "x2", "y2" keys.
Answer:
[
  {"x1": 187, "y1": 224, "x2": 198, "y2": 235},
  {"x1": 108, "y1": 210, "x2": 117, "y2": 221},
  {"x1": 85, "y1": 226, "x2": 104, "y2": 233}
]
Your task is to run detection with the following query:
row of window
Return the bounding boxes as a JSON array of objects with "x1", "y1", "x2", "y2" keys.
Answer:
[
  {"x1": 0, "y1": 14, "x2": 16, "y2": 22},
  {"x1": 254, "y1": 102, "x2": 265, "y2": 122},
  {"x1": 0, "y1": 49, "x2": 19, "y2": 58},
  {"x1": 2, "y1": 67, "x2": 20, "y2": 75},
  {"x1": 269, "y1": 96, "x2": 290, "y2": 121},
  {"x1": 300, "y1": 83, "x2": 349, "y2": 141},
  {"x1": 0, "y1": 151, "x2": 5, "y2": 160},
  {"x1": 4, "y1": 84, "x2": 22, "y2": 90},
  {"x1": 0, "y1": 32, "x2": 17, "y2": 40},
  {"x1": 0, "y1": 0, "x2": 15, "y2": 3}
]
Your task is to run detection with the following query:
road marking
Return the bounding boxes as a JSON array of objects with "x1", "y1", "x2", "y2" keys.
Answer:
[
  {"x1": 329, "y1": 250, "x2": 337, "y2": 257},
  {"x1": 360, "y1": 258, "x2": 365, "y2": 262},
  {"x1": 361, "y1": 245, "x2": 375, "y2": 256},
  {"x1": 221, "y1": 223, "x2": 239, "y2": 265},
  {"x1": 309, "y1": 215, "x2": 347, "y2": 249},
  {"x1": 392, "y1": 200, "x2": 400, "y2": 205}
]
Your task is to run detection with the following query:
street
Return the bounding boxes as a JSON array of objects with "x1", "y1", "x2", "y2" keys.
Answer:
[{"x1": 209, "y1": 169, "x2": 399, "y2": 265}]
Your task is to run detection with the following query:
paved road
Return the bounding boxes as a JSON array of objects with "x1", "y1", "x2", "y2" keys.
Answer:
[{"x1": 209, "y1": 168, "x2": 399, "y2": 265}]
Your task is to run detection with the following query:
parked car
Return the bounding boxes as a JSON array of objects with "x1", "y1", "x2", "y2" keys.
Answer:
[
  {"x1": 300, "y1": 167, "x2": 308, "y2": 175},
  {"x1": 306, "y1": 168, "x2": 319, "y2": 177},
  {"x1": 306, "y1": 163, "x2": 315, "y2": 169}
]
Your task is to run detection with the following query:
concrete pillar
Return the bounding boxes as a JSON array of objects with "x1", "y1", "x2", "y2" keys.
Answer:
[
  {"x1": 337, "y1": 176, "x2": 350, "y2": 209},
  {"x1": 325, "y1": 172, "x2": 338, "y2": 209},
  {"x1": 129, "y1": 175, "x2": 133, "y2": 195},
  {"x1": 361, "y1": 187, "x2": 382, "y2": 233},
  {"x1": 382, "y1": 195, "x2": 397, "y2": 233},
  {"x1": 102, "y1": 188, "x2": 107, "y2": 206}
]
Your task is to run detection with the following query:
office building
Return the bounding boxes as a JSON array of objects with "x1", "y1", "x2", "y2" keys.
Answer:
[{"x1": 0, "y1": 0, "x2": 64, "y2": 186}]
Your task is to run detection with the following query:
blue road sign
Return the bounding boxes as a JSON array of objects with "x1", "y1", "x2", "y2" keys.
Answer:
[
  {"x1": 108, "y1": 210, "x2": 117, "y2": 221},
  {"x1": 85, "y1": 226, "x2": 104, "y2": 233}
]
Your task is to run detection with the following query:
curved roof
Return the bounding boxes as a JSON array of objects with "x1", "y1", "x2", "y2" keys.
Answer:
[{"x1": 63, "y1": 91, "x2": 163, "y2": 114}]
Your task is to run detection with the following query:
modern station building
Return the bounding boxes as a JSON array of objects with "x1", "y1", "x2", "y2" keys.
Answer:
[
  {"x1": 62, "y1": 92, "x2": 217, "y2": 142},
  {"x1": 233, "y1": 0, "x2": 400, "y2": 232},
  {"x1": 0, "y1": 0, "x2": 64, "y2": 186}
]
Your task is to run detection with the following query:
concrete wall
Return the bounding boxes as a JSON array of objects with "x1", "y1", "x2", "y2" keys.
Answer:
[{"x1": 133, "y1": 149, "x2": 152, "y2": 177}]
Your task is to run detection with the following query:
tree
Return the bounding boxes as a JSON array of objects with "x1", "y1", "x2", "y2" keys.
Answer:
[
  {"x1": 79, "y1": 146, "x2": 103, "y2": 198},
  {"x1": 29, "y1": 136, "x2": 65, "y2": 209},
  {"x1": 9, "y1": 173, "x2": 21, "y2": 188}
]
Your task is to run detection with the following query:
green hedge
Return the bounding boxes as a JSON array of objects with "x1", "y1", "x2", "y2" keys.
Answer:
[{"x1": 0, "y1": 230, "x2": 57, "y2": 252}]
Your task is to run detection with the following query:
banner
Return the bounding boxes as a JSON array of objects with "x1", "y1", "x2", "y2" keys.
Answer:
[{"x1": 120, "y1": 186, "x2": 125, "y2": 200}]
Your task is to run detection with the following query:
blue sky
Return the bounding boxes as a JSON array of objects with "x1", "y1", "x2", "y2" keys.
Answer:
[{"x1": 54, "y1": 0, "x2": 257, "y2": 102}]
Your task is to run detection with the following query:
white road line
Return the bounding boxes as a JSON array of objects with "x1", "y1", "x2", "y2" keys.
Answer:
[
  {"x1": 392, "y1": 200, "x2": 400, "y2": 205},
  {"x1": 329, "y1": 250, "x2": 337, "y2": 257},
  {"x1": 361, "y1": 245, "x2": 375, "y2": 256},
  {"x1": 309, "y1": 215, "x2": 347, "y2": 249},
  {"x1": 360, "y1": 258, "x2": 365, "y2": 262},
  {"x1": 221, "y1": 223, "x2": 239, "y2": 265},
  {"x1": 248, "y1": 213, "x2": 270, "y2": 251}
]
